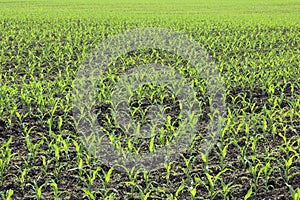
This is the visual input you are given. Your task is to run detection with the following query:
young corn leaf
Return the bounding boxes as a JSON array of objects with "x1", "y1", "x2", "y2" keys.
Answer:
[
  {"x1": 175, "y1": 183, "x2": 185, "y2": 197},
  {"x1": 105, "y1": 168, "x2": 114, "y2": 183},
  {"x1": 244, "y1": 187, "x2": 252, "y2": 200}
]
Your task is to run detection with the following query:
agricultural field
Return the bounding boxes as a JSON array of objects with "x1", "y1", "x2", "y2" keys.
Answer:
[{"x1": 0, "y1": 0, "x2": 300, "y2": 199}]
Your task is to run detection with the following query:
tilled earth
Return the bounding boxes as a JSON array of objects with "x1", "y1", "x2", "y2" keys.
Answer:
[{"x1": 1, "y1": 21, "x2": 300, "y2": 199}]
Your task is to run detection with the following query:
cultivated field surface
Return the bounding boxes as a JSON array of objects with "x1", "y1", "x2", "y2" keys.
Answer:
[{"x1": 0, "y1": 0, "x2": 300, "y2": 199}]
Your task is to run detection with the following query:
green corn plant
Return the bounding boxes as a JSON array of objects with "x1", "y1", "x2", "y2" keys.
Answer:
[
  {"x1": 201, "y1": 152, "x2": 209, "y2": 173},
  {"x1": 232, "y1": 138, "x2": 250, "y2": 170},
  {"x1": 158, "y1": 127, "x2": 166, "y2": 146},
  {"x1": 257, "y1": 159, "x2": 277, "y2": 190},
  {"x1": 139, "y1": 191, "x2": 152, "y2": 200},
  {"x1": 51, "y1": 144, "x2": 60, "y2": 165},
  {"x1": 73, "y1": 139, "x2": 82, "y2": 163},
  {"x1": 19, "y1": 168, "x2": 27, "y2": 190},
  {"x1": 8, "y1": 103, "x2": 18, "y2": 127},
  {"x1": 135, "y1": 181, "x2": 153, "y2": 200},
  {"x1": 54, "y1": 164, "x2": 65, "y2": 182},
  {"x1": 127, "y1": 138, "x2": 134, "y2": 153},
  {"x1": 41, "y1": 155, "x2": 52, "y2": 175},
  {"x1": 283, "y1": 154, "x2": 299, "y2": 182},
  {"x1": 0, "y1": 189, "x2": 14, "y2": 200},
  {"x1": 248, "y1": 156, "x2": 262, "y2": 192},
  {"x1": 179, "y1": 154, "x2": 197, "y2": 185},
  {"x1": 84, "y1": 152, "x2": 93, "y2": 166},
  {"x1": 49, "y1": 181, "x2": 59, "y2": 200},
  {"x1": 286, "y1": 184, "x2": 300, "y2": 200},
  {"x1": 15, "y1": 111, "x2": 29, "y2": 126},
  {"x1": 27, "y1": 181, "x2": 47, "y2": 200},
  {"x1": 244, "y1": 187, "x2": 253, "y2": 200},
  {"x1": 61, "y1": 138, "x2": 70, "y2": 161},
  {"x1": 194, "y1": 160, "x2": 230, "y2": 199},
  {"x1": 0, "y1": 137, "x2": 13, "y2": 185},
  {"x1": 142, "y1": 170, "x2": 153, "y2": 191},
  {"x1": 216, "y1": 142, "x2": 230, "y2": 170},
  {"x1": 82, "y1": 189, "x2": 96, "y2": 200},
  {"x1": 220, "y1": 181, "x2": 241, "y2": 200},
  {"x1": 249, "y1": 134, "x2": 263, "y2": 155},
  {"x1": 104, "y1": 194, "x2": 116, "y2": 200},
  {"x1": 83, "y1": 168, "x2": 100, "y2": 192},
  {"x1": 189, "y1": 182, "x2": 200, "y2": 200},
  {"x1": 47, "y1": 117, "x2": 54, "y2": 134},
  {"x1": 101, "y1": 167, "x2": 114, "y2": 190},
  {"x1": 26, "y1": 135, "x2": 44, "y2": 165},
  {"x1": 57, "y1": 116, "x2": 63, "y2": 131},
  {"x1": 118, "y1": 165, "x2": 142, "y2": 195},
  {"x1": 78, "y1": 158, "x2": 84, "y2": 176},
  {"x1": 164, "y1": 162, "x2": 173, "y2": 186},
  {"x1": 149, "y1": 136, "x2": 155, "y2": 153},
  {"x1": 175, "y1": 182, "x2": 185, "y2": 198}
]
